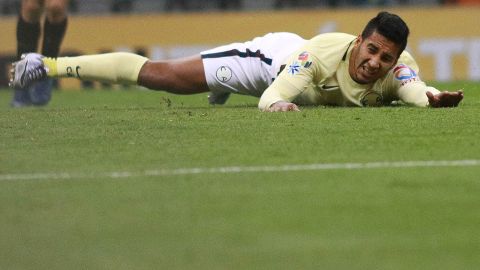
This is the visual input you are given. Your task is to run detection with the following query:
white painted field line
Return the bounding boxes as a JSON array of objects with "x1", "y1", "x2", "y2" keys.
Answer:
[{"x1": 1, "y1": 159, "x2": 480, "y2": 182}]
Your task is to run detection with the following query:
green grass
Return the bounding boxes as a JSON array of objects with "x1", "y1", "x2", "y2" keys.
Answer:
[{"x1": 1, "y1": 82, "x2": 480, "y2": 269}]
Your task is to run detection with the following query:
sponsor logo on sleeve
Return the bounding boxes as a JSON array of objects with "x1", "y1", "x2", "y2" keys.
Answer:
[
  {"x1": 298, "y1": 51, "x2": 313, "y2": 68},
  {"x1": 288, "y1": 51, "x2": 313, "y2": 75},
  {"x1": 394, "y1": 64, "x2": 419, "y2": 86},
  {"x1": 288, "y1": 62, "x2": 301, "y2": 75},
  {"x1": 298, "y1": 51, "x2": 309, "y2": 61}
]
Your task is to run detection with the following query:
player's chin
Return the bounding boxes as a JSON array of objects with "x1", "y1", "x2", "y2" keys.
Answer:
[{"x1": 355, "y1": 72, "x2": 376, "y2": 84}]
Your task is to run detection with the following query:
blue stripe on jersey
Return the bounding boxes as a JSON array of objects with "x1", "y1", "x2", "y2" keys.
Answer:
[{"x1": 201, "y1": 49, "x2": 273, "y2": 65}]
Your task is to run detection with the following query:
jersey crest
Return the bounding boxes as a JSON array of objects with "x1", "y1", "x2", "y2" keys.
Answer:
[{"x1": 360, "y1": 91, "x2": 383, "y2": 107}]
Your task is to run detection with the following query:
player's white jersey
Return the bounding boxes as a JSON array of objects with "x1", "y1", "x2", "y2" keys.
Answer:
[{"x1": 258, "y1": 32, "x2": 440, "y2": 110}]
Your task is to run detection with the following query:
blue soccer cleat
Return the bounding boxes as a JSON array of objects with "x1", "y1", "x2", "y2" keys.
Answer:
[{"x1": 29, "y1": 78, "x2": 54, "y2": 106}]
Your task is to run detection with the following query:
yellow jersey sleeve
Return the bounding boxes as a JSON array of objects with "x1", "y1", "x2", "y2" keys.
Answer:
[{"x1": 383, "y1": 52, "x2": 440, "y2": 107}]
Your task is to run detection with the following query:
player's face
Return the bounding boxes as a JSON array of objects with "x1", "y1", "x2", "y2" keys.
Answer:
[{"x1": 349, "y1": 31, "x2": 401, "y2": 84}]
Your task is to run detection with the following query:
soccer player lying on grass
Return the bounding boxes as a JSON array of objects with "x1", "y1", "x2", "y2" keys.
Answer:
[{"x1": 10, "y1": 11, "x2": 463, "y2": 111}]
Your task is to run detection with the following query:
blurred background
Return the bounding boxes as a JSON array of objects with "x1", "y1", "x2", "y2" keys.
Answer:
[
  {"x1": 0, "y1": 0, "x2": 467, "y2": 15},
  {"x1": 1, "y1": 0, "x2": 479, "y2": 89}
]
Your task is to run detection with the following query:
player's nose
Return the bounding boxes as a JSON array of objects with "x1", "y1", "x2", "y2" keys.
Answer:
[{"x1": 368, "y1": 57, "x2": 380, "y2": 69}]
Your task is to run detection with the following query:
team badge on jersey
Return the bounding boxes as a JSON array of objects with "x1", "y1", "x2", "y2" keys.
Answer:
[
  {"x1": 288, "y1": 51, "x2": 313, "y2": 75},
  {"x1": 360, "y1": 90, "x2": 383, "y2": 107},
  {"x1": 394, "y1": 64, "x2": 419, "y2": 86}
]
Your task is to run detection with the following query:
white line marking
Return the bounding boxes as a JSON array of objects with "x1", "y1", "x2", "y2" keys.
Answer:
[{"x1": 1, "y1": 159, "x2": 479, "y2": 182}]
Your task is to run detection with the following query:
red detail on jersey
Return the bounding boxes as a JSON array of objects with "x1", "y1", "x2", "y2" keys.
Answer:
[{"x1": 298, "y1": 51, "x2": 309, "y2": 61}]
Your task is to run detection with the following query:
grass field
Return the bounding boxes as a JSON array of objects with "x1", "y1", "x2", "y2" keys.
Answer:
[{"x1": 1, "y1": 82, "x2": 480, "y2": 269}]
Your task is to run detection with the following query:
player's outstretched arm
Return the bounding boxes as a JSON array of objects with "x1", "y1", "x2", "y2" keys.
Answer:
[{"x1": 426, "y1": 90, "x2": 464, "y2": 108}]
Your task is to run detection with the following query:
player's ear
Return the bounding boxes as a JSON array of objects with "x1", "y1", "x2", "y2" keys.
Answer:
[{"x1": 355, "y1": 35, "x2": 362, "y2": 45}]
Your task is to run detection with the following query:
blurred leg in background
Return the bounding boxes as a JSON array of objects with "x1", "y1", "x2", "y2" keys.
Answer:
[
  {"x1": 165, "y1": 0, "x2": 190, "y2": 11},
  {"x1": 217, "y1": 0, "x2": 242, "y2": 10},
  {"x1": 12, "y1": 0, "x2": 68, "y2": 107},
  {"x1": 110, "y1": 0, "x2": 134, "y2": 13}
]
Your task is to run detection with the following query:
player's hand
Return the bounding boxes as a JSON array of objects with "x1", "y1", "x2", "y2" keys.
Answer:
[
  {"x1": 426, "y1": 90, "x2": 464, "y2": 108},
  {"x1": 267, "y1": 101, "x2": 300, "y2": 112}
]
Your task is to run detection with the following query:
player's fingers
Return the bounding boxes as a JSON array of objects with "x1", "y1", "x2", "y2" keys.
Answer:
[
  {"x1": 426, "y1": 91, "x2": 434, "y2": 100},
  {"x1": 267, "y1": 105, "x2": 280, "y2": 112},
  {"x1": 426, "y1": 91, "x2": 438, "y2": 105},
  {"x1": 453, "y1": 92, "x2": 464, "y2": 106},
  {"x1": 289, "y1": 104, "x2": 300, "y2": 111},
  {"x1": 276, "y1": 105, "x2": 287, "y2": 112},
  {"x1": 440, "y1": 92, "x2": 463, "y2": 107},
  {"x1": 426, "y1": 91, "x2": 440, "y2": 107},
  {"x1": 275, "y1": 103, "x2": 299, "y2": 112},
  {"x1": 266, "y1": 103, "x2": 299, "y2": 112}
]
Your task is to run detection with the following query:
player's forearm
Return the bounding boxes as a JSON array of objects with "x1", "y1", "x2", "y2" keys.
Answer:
[
  {"x1": 258, "y1": 88, "x2": 286, "y2": 111},
  {"x1": 258, "y1": 80, "x2": 304, "y2": 111},
  {"x1": 398, "y1": 82, "x2": 441, "y2": 107}
]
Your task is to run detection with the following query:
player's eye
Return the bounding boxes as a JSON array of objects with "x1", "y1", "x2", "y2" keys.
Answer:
[
  {"x1": 367, "y1": 46, "x2": 377, "y2": 54},
  {"x1": 381, "y1": 55, "x2": 394, "y2": 63}
]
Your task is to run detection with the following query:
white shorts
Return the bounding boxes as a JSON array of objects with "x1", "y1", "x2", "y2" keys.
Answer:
[{"x1": 201, "y1": 32, "x2": 306, "y2": 97}]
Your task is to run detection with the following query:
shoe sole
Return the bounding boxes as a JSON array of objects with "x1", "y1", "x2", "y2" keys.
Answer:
[{"x1": 8, "y1": 61, "x2": 26, "y2": 90}]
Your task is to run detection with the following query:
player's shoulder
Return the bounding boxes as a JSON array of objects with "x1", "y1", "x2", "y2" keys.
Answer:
[
  {"x1": 305, "y1": 33, "x2": 357, "y2": 57},
  {"x1": 397, "y1": 50, "x2": 419, "y2": 71},
  {"x1": 398, "y1": 50, "x2": 415, "y2": 62},
  {"x1": 310, "y1": 32, "x2": 357, "y2": 44}
]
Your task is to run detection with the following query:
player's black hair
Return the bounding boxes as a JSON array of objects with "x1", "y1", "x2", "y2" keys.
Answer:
[{"x1": 361, "y1": 11, "x2": 410, "y2": 56}]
